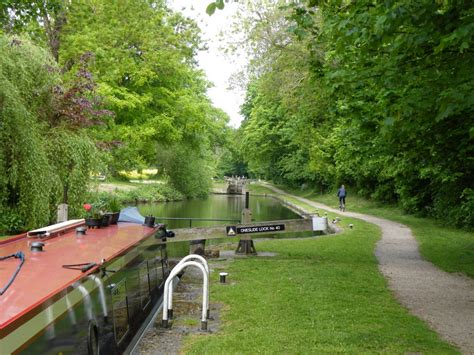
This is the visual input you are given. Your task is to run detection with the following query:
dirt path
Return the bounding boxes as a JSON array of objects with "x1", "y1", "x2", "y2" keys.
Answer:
[{"x1": 262, "y1": 184, "x2": 474, "y2": 354}]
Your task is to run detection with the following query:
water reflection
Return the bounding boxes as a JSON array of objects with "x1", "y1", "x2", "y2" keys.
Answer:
[
  {"x1": 137, "y1": 194, "x2": 299, "y2": 228},
  {"x1": 137, "y1": 194, "x2": 301, "y2": 256}
]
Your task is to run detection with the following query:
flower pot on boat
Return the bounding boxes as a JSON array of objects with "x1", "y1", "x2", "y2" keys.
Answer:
[
  {"x1": 105, "y1": 212, "x2": 120, "y2": 225},
  {"x1": 85, "y1": 218, "x2": 102, "y2": 228},
  {"x1": 101, "y1": 214, "x2": 111, "y2": 227}
]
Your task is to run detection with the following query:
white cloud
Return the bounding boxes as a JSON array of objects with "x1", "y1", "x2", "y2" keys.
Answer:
[{"x1": 168, "y1": 0, "x2": 246, "y2": 128}]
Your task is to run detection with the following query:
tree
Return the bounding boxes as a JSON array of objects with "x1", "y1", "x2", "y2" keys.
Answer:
[
  {"x1": 2, "y1": 0, "x2": 230, "y2": 199},
  {"x1": 311, "y1": 1, "x2": 474, "y2": 224},
  {"x1": 236, "y1": 1, "x2": 473, "y2": 227},
  {"x1": 0, "y1": 35, "x2": 101, "y2": 232},
  {"x1": 57, "y1": 0, "x2": 228, "y2": 194},
  {"x1": 0, "y1": 0, "x2": 68, "y2": 62}
]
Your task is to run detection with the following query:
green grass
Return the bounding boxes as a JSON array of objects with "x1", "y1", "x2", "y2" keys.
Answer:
[
  {"x1": 184, "y1": 219, "x2": 456, "y2": 353},
  {"x1": 276, "y1": 185, "x2": 474, "y2": 279},
  {"x1": 246, "y1": 183, "x2": 277, "y2": 195},
  {"x1": 98, "y1": 177, "x2": 135, "y2": 185}
]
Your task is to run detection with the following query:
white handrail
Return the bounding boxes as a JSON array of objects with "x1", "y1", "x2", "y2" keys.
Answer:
[
  {"x1": 175, "y1": 254, "x2": 209, "y2": 275},
  {"x1": 162, "y1": 261, "x2": 209, "y2": 330},
  {"x1": 77, "y1": 284, "x2": 93, "y2": 320},
  {"x1": 65, "y1": 294, "x2": 77, "y2": 327},
  {"x1": 89, "y1": 275, "x2": 108, "y2": 319},
  {"x1": 168, "y1": 255, "x2": 209, "y2": 318}
]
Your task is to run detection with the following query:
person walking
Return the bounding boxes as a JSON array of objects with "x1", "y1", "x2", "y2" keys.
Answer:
[{"x1": 337, "y1": 185, "x2": 346, "y2": 211}]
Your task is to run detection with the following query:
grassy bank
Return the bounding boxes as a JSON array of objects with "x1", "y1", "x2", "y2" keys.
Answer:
[
  {"x1": 89, "y1": 181, "x2": 184, "y2": 206},
  {"x1": 184, "y1": 216, "x2": 456, "y2": 353},
  {"x1": 260, "y1": 184, "x2": 473, "y2": 279}
]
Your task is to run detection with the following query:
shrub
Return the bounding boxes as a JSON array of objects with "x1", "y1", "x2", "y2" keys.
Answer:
[
  {"x1": 0, "y1": 209, "x2": 24, "y2": 234},
  {"x1": 78, "y1": 184, "x2": 184, "y2": 216}
]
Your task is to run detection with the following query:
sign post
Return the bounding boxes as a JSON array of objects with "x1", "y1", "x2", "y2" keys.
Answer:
[{"x1": 236, "y1": 192, "x2": 257, "y2": 255}]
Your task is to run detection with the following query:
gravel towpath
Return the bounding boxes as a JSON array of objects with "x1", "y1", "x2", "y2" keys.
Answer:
[{"x1": 262, "y1": 184, "x2": 474, "y2": 354}]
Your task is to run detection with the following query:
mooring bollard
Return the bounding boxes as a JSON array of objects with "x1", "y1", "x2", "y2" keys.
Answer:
[{"x1": 219, "y1": 272, "x2": 228, "y2": 283}]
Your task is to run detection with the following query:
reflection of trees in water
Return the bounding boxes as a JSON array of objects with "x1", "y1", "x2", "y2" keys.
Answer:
[
  {"x1": 139, "y1": 262, "x2": 151, "y2": 309},
  {"x1": 113, "y1": 304, "x2": 129, "y2": 344},
  {"x1": 112, "y1": 280, "x2": 129, "y2": 344}
]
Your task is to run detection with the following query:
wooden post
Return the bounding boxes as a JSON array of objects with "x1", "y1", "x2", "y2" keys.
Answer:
[
  {"x1": 189, "y1": 239, "x2": 206, "y2": 256},
  {"x1": 236, "y1": 192, "x2": 257, "y2": 255}
]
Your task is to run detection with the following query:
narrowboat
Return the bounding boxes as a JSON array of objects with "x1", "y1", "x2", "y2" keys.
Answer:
[{"x1": 0, "y1": 217, "x2": 173, "y2": 354}]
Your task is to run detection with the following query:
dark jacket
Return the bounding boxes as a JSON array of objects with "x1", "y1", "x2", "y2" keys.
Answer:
[{"x1": 337, "y1": 188, "x2": 346, "y2": 197}]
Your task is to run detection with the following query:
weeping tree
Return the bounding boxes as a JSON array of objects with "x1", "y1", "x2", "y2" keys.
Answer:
[
  {"x1": 0, "y1": 35, "x2": 104, "y2": 233},
  {"x1": 45, "y1": 128, "x2": 100, "y2": 219},
  {"x1": 0, "y1": 36, "x2": 58, "y2": 231}
]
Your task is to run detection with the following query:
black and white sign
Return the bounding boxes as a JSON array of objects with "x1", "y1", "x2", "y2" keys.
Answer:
[
  {"x1": 226, "y1": 224, "x2": 286, "y2": 236},
  {"x1": 226, "y1": 226, "x2": 237, "y2": 236},
  {"x1": 237, "y1": 224, "x2": 285, "y2": 234}
]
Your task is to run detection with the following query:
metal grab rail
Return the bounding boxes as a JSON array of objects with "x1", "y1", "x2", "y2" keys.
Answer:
[
  {"x1": 89, "y1": 275, "x2": 108, "y2": 320},
  {"x1": 77, "y1": 284, "x2": 93, "y2": 320},
  {"x1": 168, "y1": 255, "x2": 209, "y2": 320},
  {"x1": 162, "y1": 260, "x2": 209, "y2": 330},
  {"x1": 155, "y1": 217, "x2": 240, "y2": 228}
]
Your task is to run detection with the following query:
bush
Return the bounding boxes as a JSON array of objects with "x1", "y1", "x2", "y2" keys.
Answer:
[
  {"x1": 76, "y1": 184, "x2": 185, "y2": 216},
  {"x1": 0, "y1": 209, "x2": 24, "y2": 234},
  {"x1": 115, "y1": 184, "x2": 184, "y2": 203},
  {"x1": 433, "y1": 187, "x2": 474, "y2": 229}
]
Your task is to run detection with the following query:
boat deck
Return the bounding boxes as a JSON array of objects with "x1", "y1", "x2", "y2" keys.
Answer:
[{"x1": 0, "y1": 223, "x2": 156, "y2": 330}]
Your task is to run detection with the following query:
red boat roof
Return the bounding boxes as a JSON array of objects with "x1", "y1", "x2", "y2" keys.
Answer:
[{"x1": 0, "y1": 222, "x2": 157, "y2": 331}]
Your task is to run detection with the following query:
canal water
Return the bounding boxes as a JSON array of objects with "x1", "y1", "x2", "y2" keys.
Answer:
[{"x1": 137, "y1": 194, "x2": 301, "y2": 255}]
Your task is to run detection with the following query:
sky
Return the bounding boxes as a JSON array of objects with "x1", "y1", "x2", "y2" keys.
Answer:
[{"x1": 168, "y1": 0, "x2": 246, "y2": 128}]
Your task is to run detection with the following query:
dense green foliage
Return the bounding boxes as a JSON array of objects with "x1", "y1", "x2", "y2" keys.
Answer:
[
  {"x1": 56, "y1": 0, "x2": 229, "y2": 196},
  {"x1": 0, "y1": 1, "x2": 230, "y2": 232},
  {"x1": 0, "y1": 36, "x2": 99, "y2": 232},
  {"x1": 235, "y1": 1, "x2": 473, "y2": 227},
  {"x1": 216, "y1": 129, "x2": 248, "y2": 177},
  {"x1": 88, "y1": 184, "x2": 184, "y2": 209},
  {"x1": 2, "y1": 1, "x2": 230, "y2": 164}
]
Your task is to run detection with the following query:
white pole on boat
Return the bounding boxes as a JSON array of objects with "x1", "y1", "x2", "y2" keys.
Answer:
[
  {"x1": 162, "y1": 261, "x2": 209, "y2": 331},
  {"x1": 168, "y1": 254, "x2": 209, "y2": 319},
  {"x1": 89, "y1": 275, "x2": 108, "y2": 321}
]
